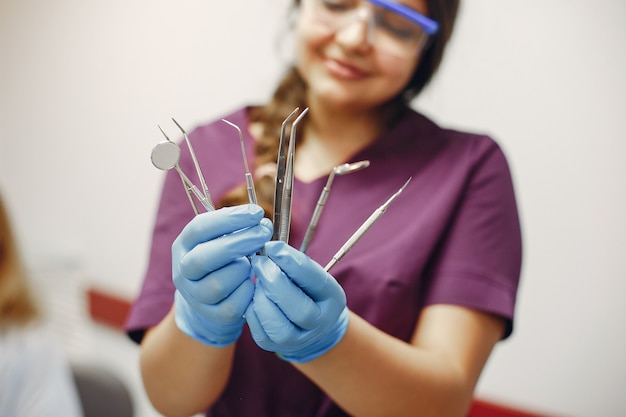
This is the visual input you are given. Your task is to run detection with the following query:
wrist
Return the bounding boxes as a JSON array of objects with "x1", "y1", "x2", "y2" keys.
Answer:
[{"x1": 280, "y1": 307, "x2": 350, "y2": 363}]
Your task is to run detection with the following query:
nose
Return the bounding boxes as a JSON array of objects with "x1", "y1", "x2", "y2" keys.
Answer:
[{"x1": 334, "y1": 8, "x2": 375, "y2": 53}]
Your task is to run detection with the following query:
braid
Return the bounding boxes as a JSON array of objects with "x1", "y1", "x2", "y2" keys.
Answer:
[{"x1": 249, "y1": 67, "x2": 307, "y2": 167}]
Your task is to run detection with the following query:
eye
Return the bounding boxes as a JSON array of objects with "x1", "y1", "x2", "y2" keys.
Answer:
[{"x1": 375, "y1": 9, "x2": 423, "y2": 41}]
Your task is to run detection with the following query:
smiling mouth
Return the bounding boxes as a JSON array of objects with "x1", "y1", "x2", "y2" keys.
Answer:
[{"x1": 324, "y1": 58, "x2": 368, "y2": 80}]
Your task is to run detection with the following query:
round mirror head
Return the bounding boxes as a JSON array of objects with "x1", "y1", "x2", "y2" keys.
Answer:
[
  {"x1": 151, "y1": 141, "x2": 181, "y2": 170},
  {"x1": 335, "y1": 160, "x2": 370, "y2": 175}
]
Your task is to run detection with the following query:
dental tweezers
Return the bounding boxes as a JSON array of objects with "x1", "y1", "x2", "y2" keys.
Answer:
[{"x1": 273, "y1": 107, "x2": 308, "y2": 242}]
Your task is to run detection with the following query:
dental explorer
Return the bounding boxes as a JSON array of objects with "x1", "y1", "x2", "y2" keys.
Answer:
[
  {"x1": 221, "y1": 119, "x2": 267, "y2": 256},
  {"x1": 221, "y1": 119, "x2": 258, "y2": 206},
  {"x1": 324, "y1": 177, "x2": 412, "y2": 272},
  {"x1": 171, "y1": 118, "x2": 212, "y2": 207}
]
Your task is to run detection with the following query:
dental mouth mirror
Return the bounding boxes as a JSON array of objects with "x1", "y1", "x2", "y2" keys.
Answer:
[
  {"x1": 324, "y1": 177, "x2": 412, "y2": 272},
  {"x1": 151, "y1": 138, "x2": 215, "y2": 213},
  {"x1": 300, "y1": 160, "x2": 371, "y2": 253}
]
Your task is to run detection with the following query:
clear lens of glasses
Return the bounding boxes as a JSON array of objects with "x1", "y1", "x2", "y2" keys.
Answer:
[{"x1": 308, "y1": 0, "x2": 432, "y2": 56}]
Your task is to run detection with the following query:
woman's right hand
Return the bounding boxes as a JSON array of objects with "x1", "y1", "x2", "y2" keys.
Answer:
[{"x1": 172, "y1": 204, "x2": 273, "y2": 347}]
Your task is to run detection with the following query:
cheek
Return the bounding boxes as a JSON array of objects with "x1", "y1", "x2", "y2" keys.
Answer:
[
  {"x1": 294, "y1": 30, "x2": 312, "y2": 83},
  {"x1": 294, "y1": 16, "x2": 327, "y2": 58},
  {"x1": 294, "y1": 19, "x2": 329, "y2": 80},
  {"x1": 381, "y1": 55, "x2": 420, "y2": 91}
]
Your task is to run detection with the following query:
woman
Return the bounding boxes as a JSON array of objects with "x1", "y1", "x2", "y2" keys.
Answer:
[
  {"x1": 0, "y1": 192, "x2": 84, "y2": 417},
  {"x1": 126, "y1": 0, "x2": 522, "y2": 416}
]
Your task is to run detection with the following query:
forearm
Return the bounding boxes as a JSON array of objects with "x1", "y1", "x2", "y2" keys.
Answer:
[
  {"x1": 140, "y1": 308, "x2": 234, "y2": 417},
  {"x1": 293, "y1": 313, "x2": 477, "y2": 417}
]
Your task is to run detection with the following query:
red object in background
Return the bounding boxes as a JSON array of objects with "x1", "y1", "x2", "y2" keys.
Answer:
[
  {"x1": 86, "y1": 288, "x2": 131, "y2": 330},
  {"x1": 468, "y1": 398, "x2": 554, "y2": 417},
  {"x1": 86, "y1": 288, "x2": 555, "y2": 417}
]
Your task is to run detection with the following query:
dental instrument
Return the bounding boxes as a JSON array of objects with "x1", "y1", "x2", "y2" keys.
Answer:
[
  {"x1": 272, "y1": 107, "x2": 302, "y2": 241},
  {"x1": 221, "y1": 119, "x2": 258, "y2": 206},
  {"x1": 156, "y1": 125, "x2": 200, "y2": 215},
  {"x1": 300, "y1": 160, "x2": 370, "y2": 254},
  {"x1": 324, "y1": 177, "x2": 412, "y2": 272},
  {"x1": 171, "y1": 118, "x2": 212, "y2": 206},
  {"x1": 277, "y1": 107, "x2": 309, "y2": 243},
  {"x1": 221, "y1": 118, "x2": 267, "y2": 256},
  {"x1": 151, "y1": 138, "x2": 215, "y2": 213}
]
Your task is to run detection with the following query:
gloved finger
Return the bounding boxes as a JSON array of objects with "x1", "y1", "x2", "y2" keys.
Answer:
[
  {"x1": 179, "y1": 218, "x2": 272, "y2": 280},
  {"x1": 181, "y1": 277, "x2": 255, "y2": 324},
  {"x1": 251, "y1": 255, "x2": 321, "y2": 330},
  {"x1": 245, "y1": 299, "x2": 274, "y2": 349},
  {"x1": 264, "y1": 241, "x2": 345, "y2": 303},
  {"x1": 177, "y1": 204, "x2": 266, "y2": 251},
  {"x1": 174, "y1": 257, "x2": 251, "y2": 304},
  {"x1": 251, "y1": 281, "x2": 301, "y2": 345},
  {"x1": 174, "y1": 291, "x2": 246, "y2": 345}
]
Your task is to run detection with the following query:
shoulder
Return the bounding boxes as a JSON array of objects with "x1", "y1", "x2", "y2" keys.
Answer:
[
  {"x1": 401, "y1": 109, "x2": 506, "y2": 160},
  {"x1": 0, "y1": 323, "x2": 82, "y2": 413},
  {"x1": 373, "y1": 109, "x2": 513, "y2": 184},
  {"x1": 0, "y1": 323, "x2": 62, "y2": 368}
]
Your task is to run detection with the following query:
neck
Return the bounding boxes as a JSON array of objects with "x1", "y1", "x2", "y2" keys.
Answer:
[{"x1": 295, "y1": 99, "x2": 384, "y2": 182}]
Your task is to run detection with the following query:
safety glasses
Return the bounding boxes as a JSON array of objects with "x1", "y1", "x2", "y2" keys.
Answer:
[{"x1": 305, "y1": 0, "x2": 439, "y2": 56}]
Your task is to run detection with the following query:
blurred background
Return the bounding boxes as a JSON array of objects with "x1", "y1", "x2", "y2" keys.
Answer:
[{"x1": 1, "y1": 0, "x2": 625, "y2": 416}]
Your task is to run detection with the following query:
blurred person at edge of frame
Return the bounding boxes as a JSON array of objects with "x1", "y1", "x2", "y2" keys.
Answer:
[
  {"x1": 126, "y1": 0, "x2": 523, "y2": 416},
  {"x1": 0, "y1": 191, "x2": 84, "y2": 417}
]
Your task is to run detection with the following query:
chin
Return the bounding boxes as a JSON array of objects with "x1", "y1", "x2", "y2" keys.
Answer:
[
  {"x1": 308, "y1": 76, "x2": 365, "y2": 106},
  {"x1": 317, "y1": 94, "x2": 377, "y2": 113}
]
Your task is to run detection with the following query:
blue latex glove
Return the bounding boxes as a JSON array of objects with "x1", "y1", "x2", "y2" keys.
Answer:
[
  {"x1": 172, "y1": 204, "x2": 273, "y2": 347},
  {"x1": 246, "y1": 241, "x2": 349, "y2": 363}
]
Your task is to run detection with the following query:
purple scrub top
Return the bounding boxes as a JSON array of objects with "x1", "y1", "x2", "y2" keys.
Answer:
[{"x1": 126, "y1": 107, "x2": 522, "y2": 417}]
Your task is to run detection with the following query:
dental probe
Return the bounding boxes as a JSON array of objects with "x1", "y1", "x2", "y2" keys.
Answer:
[{"x1": 324, "y1": 177, "x2": 411, "y2": 272}]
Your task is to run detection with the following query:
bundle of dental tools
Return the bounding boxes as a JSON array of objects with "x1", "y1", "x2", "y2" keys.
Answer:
[{"x1": 150, "y1": 108, "x2": 410, "y2": 272}]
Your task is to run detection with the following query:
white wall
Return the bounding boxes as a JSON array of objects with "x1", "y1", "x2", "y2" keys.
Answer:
[{"x1": 1, "y1": 1, "x2": 624, "y2": 416}]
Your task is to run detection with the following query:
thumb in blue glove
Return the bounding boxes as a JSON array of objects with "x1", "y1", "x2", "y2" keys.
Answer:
[
  {"x1": 245, "y1": 241, "x2": 349, "y2": 363},
  {"x1": 173, "y1": 204, "x2": 273, "y2": 347}
]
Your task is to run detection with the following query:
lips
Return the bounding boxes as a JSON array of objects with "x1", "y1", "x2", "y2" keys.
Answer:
[{"x1": 324, "y1": 57, "x2": 369, "y2": 80}]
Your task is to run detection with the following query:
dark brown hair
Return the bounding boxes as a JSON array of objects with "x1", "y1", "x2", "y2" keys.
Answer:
[
  {"x1": 0, "y1": 193, "x2": 40, "y2": 328},
  {"x1": 219, "y1": 0, "x2": 460, "y2": 215}
]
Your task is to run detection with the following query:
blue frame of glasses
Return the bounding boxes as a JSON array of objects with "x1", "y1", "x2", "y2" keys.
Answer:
[{"x1": 367, "y1": 0, "x2": 440, "y2": 35}]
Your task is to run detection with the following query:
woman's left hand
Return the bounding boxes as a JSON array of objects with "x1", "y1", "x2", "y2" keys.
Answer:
[{"x1": 246, "y1": 241, "x2": 349, "y2": 363}]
